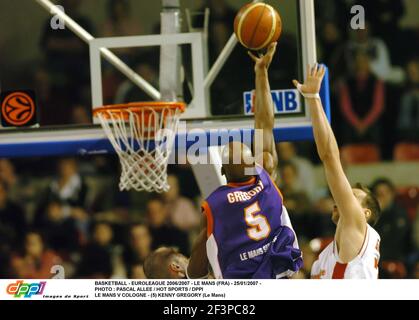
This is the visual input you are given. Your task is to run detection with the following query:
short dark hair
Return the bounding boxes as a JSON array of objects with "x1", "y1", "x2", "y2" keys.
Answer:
[
  {"x1": 143, "y1": 247, "x2": 179, "y2": 279},
  {"x1": 354, "y1": 183, "x2": 381, "y2": 226}
]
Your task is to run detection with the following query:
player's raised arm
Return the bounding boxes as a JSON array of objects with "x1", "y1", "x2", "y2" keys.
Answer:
[
  {"x1": 248, "y1": 42, "x2": 278, "y2": 177},
  {"x1": 292, "y1": 65, "x2": 366, "y2": 254}
]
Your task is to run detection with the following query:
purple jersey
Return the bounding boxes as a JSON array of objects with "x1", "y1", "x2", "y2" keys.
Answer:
[{"x1": 203, "y1": 166, "x2": 302, "y2": 279}]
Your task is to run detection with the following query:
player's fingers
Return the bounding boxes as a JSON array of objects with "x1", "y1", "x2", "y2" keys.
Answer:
[
  {"x1": 310, "y1": 64, "x2": 314, "y2": 76},
  {"x1": 292, "y1": 80, "x2": 300, "y2": 88},
  {"x1": 311, "y1": 63, "x2": 318, "y2": 76},
  {"x1": 306, "y1": 64, "x2": 311, "y2": 78},
  {"x1": 248, "y1": 51, "x2": 258, "y2": 62},
  {"x1": 311, "y1": 63, "x2": 317, "y2": 76},
  {"x1": 269, "y1": 42, "x2": 277, "y2": 54}
]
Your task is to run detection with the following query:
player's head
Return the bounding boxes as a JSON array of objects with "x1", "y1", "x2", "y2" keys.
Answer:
[
  {"x1": 143, "y1": 247, "x2": 189, "y2": 279},
  {"x1": 221, "y1": 141, "x2": 255, "y2": 183},
  {"x1": 331, "y1": 183, "x2": 381, "y2": 226}
]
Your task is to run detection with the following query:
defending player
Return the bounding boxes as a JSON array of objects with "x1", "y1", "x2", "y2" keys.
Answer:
[
  {"x1": 143, "y1": 247, "x2": 189, "y2": 279},
  {"x1": 293, "y1": 64, "x2": 381, "y2": 279},
  {"x1": 187, "y1": 43, "x2": 302, "y2": 279}
]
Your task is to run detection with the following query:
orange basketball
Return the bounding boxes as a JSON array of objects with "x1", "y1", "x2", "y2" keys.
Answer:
[{"x1": 234, "y1": 2, "x2": 282, "y2": 51}]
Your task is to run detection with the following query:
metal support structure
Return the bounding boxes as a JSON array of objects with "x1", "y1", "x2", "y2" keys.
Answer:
[
  {"x1": 203, "y1": 0, "x2": 260, "y2": 89},
  {"x1": 34, "y1": 0, "x2": 161, "y2": 101},
  {"x1": 185, "y1": 7, "x2": 211, "y2": 115},
  {"x1": 160, "y1": 0, "x2": 183, "y2": 101},
  {"x1": 186, "y1": 7, "x2": 210, "y2": 75},
  {"x1": 89, "y1": 33, "x2": 207, "y2": 117},
  {"x1": 204, "y1": 34, "x2": 238, "y2": 88},
  {"x1": 299, "y1": 0, "x2": 317, "y2": 102},
  {"x1": 299, "y1": 0, "x2": 318, "y2": 69}
]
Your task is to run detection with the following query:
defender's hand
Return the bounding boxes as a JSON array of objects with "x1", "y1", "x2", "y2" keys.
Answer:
[
  {"x1": 248, "y1": 42, "x2": 277, "y2": 72},
  {"x1": 293, "y1": 64, "x2": 326, "y2": 95}
]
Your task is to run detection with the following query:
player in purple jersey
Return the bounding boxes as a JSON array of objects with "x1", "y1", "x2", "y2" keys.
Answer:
[{"x1": 187, "y1": 43, "x2": 303, "y2": 279}]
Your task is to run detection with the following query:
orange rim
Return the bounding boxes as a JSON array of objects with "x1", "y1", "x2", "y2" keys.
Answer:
[{"x1": 93, "y1": 101, "x2": 186, "y2": 118}]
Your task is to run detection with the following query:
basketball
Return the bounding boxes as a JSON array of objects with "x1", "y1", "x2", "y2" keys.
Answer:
[{"x1": 234, "y1": 2, "x2": 282, "y2": 51}]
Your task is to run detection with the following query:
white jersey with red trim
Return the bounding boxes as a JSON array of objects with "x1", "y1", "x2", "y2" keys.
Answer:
[{"x1": 311, "y1": 224, "x2": 381, "y2": 279}]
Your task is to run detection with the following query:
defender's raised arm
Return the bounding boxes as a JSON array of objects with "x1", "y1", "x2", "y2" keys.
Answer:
[{"x1": 293, "y1": 65, "x2": 367, "y2": 262}]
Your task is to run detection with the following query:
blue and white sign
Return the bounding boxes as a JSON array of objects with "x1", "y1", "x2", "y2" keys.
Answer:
[{"x1": 243, "y1": 89, "x2": 302, "y2": 115}]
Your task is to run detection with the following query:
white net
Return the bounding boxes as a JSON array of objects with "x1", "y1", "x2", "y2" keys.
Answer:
[{"x1": 95, "y1": 103, "x2": 184, "y2": 193}]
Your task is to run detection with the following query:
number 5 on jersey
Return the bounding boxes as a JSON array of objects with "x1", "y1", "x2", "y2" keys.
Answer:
[{"x1": 244, "y1": 202, "x2": 271, "y2": 241}]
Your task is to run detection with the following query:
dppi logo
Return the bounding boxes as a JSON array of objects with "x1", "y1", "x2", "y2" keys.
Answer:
[
  {"x1": 6, "y1": 280, "x2": 46, "y2": 298},
  {"x1": 243, "y1": 89, "x2": 301, "y2": 115}
]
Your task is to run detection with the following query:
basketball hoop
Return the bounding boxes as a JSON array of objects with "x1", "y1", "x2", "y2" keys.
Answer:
[{"x1": 93, "y1": 102, "x2": 185, "y2": 193}]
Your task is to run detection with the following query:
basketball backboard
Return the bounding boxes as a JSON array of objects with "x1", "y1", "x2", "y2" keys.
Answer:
[{"x1": 0, "y1": 0, "x2": 330, "y2": 158}]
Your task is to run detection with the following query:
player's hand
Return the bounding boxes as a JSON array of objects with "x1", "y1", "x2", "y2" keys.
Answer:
[
  {"x1": 248, "y1": 42, "x2": 277, "y2": 72},
  {"x1": 293, "y1": 63, "x2": 326, "y2": 95}
]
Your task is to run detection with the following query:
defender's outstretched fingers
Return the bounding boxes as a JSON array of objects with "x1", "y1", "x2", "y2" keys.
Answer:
[
  {"x1": 293, "y1": 79, "x2": 304, "y2": 93},
  {"x1": 314, "y1": 62, "x2": 321, "y2": 77},
  {"x1": 310, "y1": 63, "x2": 315, "y2": 77}
]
